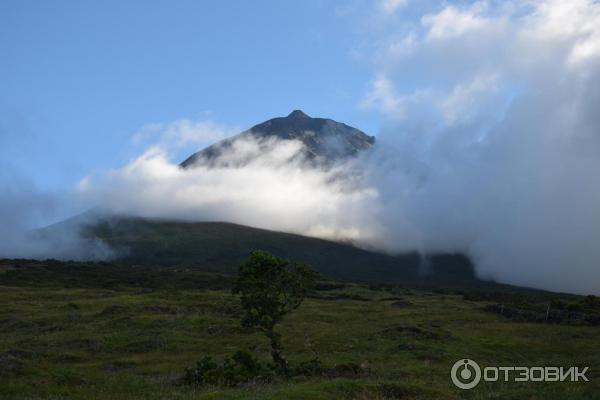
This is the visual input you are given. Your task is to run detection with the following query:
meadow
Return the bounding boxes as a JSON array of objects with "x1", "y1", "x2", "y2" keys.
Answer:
[{"x1": 0, "y1": 260, "x2": 597, "y2": 399}]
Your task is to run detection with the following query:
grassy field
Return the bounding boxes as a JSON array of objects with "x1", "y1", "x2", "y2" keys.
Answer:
[{"x1": 0, "y1": 261, "x2": 597, "y2": 399}]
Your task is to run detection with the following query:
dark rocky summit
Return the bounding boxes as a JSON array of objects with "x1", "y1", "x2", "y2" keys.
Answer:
[{"x1": 180, "y1": 110, "x2": 375, "y2": 168}]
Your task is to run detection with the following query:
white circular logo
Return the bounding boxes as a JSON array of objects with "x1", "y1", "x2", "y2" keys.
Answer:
[{"x1": 451, "y1": 359, "x2": 481, "y2": 389}]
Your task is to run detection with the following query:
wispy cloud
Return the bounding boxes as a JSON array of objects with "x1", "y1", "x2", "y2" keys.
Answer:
[{"x1": 379, "y1": 0, "x2": 409, "y2": 15}]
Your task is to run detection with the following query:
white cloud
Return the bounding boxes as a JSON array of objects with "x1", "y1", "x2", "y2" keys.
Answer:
[
  {"x1": 421, "y1": 3, "x2": 490, "y2": 40},
  {"x1": 132, "y1": 119, "x2": 239, "y2": 150},
  {"x1": 438, "y1": 73, "x2": 499, "y2": 125},
  {"x1": 379, "y1": 0, "x2": 409, "y2": 15},
  {"x1": 361, "y1": 75, "x2": 407, "y2": 119},
  {"x1": 78, "y1": 135, "x2": 381, "y2": 245},
  {"x1": 358, "y1": 0, "x2": 600, "y2": 294},
  {"x1": 527, "y1": 0, "x2": 600, "y2": 66}
]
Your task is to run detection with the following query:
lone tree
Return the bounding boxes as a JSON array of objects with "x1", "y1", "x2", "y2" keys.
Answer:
[{"x1": 233, "y1": 250, "x2": 318, "y2": 374}]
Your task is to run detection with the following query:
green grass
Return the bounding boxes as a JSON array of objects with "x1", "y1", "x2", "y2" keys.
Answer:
[{"x1": 0, "y1": 263, "x2": 597, "y2": 399}]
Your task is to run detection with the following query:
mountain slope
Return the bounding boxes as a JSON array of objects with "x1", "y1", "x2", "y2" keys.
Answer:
[
  {"x1": 180, "y1": 110, "x2": 375, "y2": 167},
  {"x1": 80, "y1": 217, "x2": 475, "y2": 283},
  {"x1": 38, "y1": 109, "x2": 475, "y2": 284}
]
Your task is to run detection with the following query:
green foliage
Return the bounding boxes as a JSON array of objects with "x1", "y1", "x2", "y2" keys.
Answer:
[
  {"x1": 0, "y1": 259, "x2": 233, "y2": 290},
  {"x1": 564, "y1": 294, "x2": 600, "y2": 315},
  {"x1": 547, "y1": 295, "x2": 600, "y2": 315},
  {"x1": 581, "y1": 294, "x2": 600, "y2": 309},
  {"x1": 234, "y1": 251, "x2": 319, "y2": 330},
  {"x1": 183, "y1": 351, "x2": 272, "y2": 386},
  {"x1": 567, "y1": 302, "x2": 583, "y2": 312},
  {"x1": 550, "y1": 299, "x2": 567, "y2": 309},
  {"x1": 233, "y1": 251, "x2": 319, "y2": 373},
  {"x1": 290, "y1": 358, "x2": 324, "y2": 377}
]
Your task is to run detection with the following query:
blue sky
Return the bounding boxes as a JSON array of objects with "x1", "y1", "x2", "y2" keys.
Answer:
[{"x1": 1, "y1": 0, "x2": 379, "y2": 189}]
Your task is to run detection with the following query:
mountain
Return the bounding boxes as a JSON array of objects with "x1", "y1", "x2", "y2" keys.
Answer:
[
  {"x1": 38, "y1": 211, "x2": 476, "y2": 284},
  {"x1": 36, "y1": 110, "x2": 476, "y2": 285},
  {"x1": 180, "y1": 110, "x2": 375, "y2": 168}
]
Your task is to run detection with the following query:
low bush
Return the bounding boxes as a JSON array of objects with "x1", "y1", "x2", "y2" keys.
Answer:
[
  {"x1": 183, "y1": 351, "x2": 273, "y2": 386},
  {"x1": 289, "y1": 358, "x2": 324, "y2": 377}
]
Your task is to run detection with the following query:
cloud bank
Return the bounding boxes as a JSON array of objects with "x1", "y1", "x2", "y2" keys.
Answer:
[
  {"x1": 359, "y1": 0, "x2": 600, "y2": 294},
  {"x1": 79, "y1": 137, "x2": 380, "y2": 244}
]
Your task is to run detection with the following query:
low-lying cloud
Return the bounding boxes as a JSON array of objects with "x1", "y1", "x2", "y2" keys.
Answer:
[
  {"x1": 79, "y1": 137, "x2": 380, "y2": 244},
  {"x1": 0, "y1": 164, "x2": 113, "y2": 260}
]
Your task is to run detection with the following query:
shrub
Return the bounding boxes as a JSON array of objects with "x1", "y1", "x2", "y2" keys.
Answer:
[
  {"x1": 233, "y1": 251, "x2": 319, "y2": 374},
  {"x1": 183, "y1": 351, "x2": 273, "y2": 386},
  {"x1": 290, "y1": 358, "x2": 324, "y2": 377},
  {"x1": 550, "y1": 299, "x2": 567, "y2": 309}
]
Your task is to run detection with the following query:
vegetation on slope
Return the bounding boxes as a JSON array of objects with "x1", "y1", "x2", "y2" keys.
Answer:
[{"x1": 85, "y1": 217, "x2": 476, "y2": 284}]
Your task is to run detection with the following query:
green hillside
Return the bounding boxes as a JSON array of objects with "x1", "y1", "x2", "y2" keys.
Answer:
[{"x1": 83, "y1": 217, "x2": 475, "y2": 284}]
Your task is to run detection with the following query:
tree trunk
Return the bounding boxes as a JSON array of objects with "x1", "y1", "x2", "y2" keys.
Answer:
[{"x1": 266, "y1": 328, "x2": 287, "y2": 374}]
